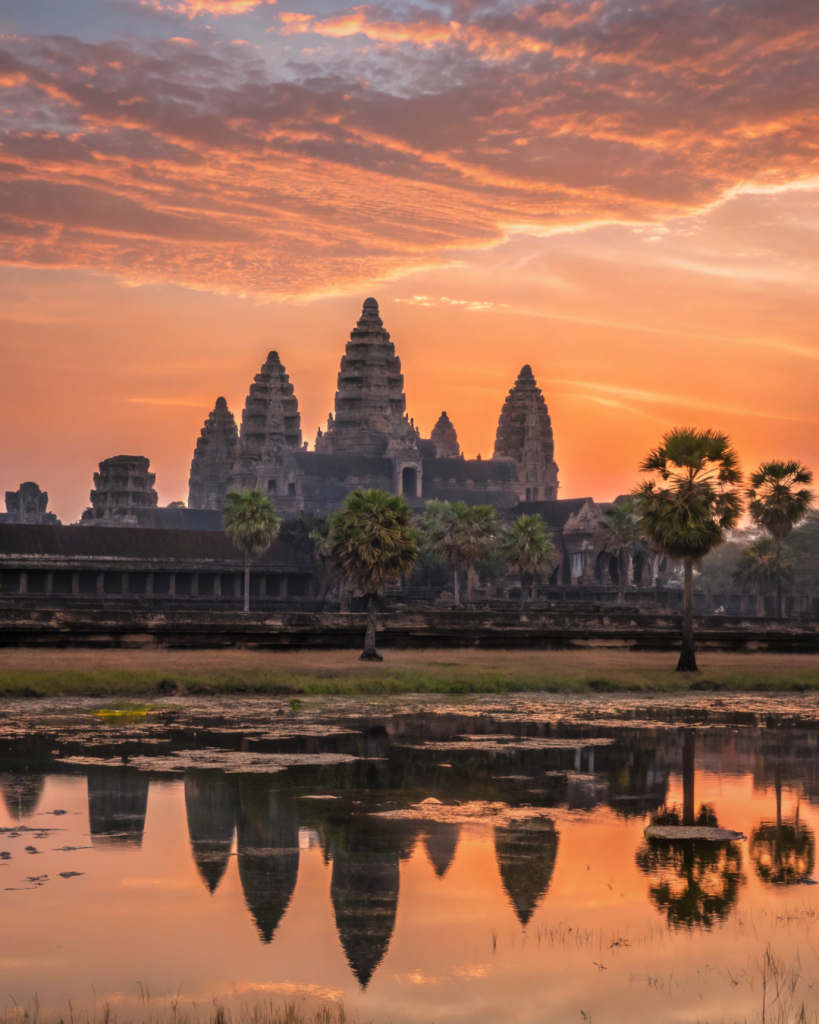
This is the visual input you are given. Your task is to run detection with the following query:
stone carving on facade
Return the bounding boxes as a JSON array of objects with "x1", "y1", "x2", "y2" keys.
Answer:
[
  {"x1": 493, "y1": 365, "x2": 559, "y2": 501},
  {"x1": 562, "y1": 499, "x2": 605, "y2": 584},
  {"x1": 81, "y1": 456, "x2": 159, "y2": 524},
  {"x1": 188, "y1": 397, "x2": 239, "y2": 510},
  {"x1": 3, "y1": 482, "x2": 60, "y2": 525},
  {"x1": 229, "y1": 351, "x2": 302, "y2": 498}
]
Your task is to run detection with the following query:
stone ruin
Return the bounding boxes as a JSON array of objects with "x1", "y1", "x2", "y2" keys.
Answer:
[
  {"x1": 184, "y1": 298, "x2": 561, "y2": 514},
  {"x1": 314, "y1": 297, "x2": 416, "y2": 458},
  {"x1": 494, "y1": 365, "x2": 559, "y2": 501},
  {"x1": 228, "y1": 351, "x2": 303, "y2": 498},
  {"x1": 82, "y1": 455, "x2": 159, "y2": 524},
  {"x1": 429, "y1": 412, "x2": 460, "y2": 458},
  {"x1": 2, "y1": 482, "x2": 60, "y2": 525},
  {"x1": 187, "y1": 397, "x2": 239, "y2": 511}
]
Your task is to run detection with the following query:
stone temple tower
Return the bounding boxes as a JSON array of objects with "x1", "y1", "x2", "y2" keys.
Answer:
[
  {"x1": 429, "y1": 412, "x2": 460, "y2": 458},
  {"x1": 493, "y1": 365, "x2": 559, "y2": 500},
  {"x1": 315, "y1": 298, "x2": 418, "y2": 458},
  {"x1": 187, "y1": 397, "x2": 239, "y2": 510},
  {"x1": 230, "y1": 351, "x2": 302, "y2": 497}
]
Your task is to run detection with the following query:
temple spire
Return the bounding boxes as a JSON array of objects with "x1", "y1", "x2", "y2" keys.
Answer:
[
  {"x1": 315, "y1": 298, "x2": 417, "y2": 457},
  {"x1": 493, "y1": 365, "x2": 558, "y2": 500},
  {"x1": 230, "y1": 351, "x2": 302, "y2": 493},
  {"x1": 430, "y1": 411, "x2": 460, "y2": 458},
  {"x1": 187, "y1": 397, "x2": 239, "y2": 510}
]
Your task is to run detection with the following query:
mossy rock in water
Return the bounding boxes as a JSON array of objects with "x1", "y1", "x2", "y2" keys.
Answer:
[{"x1": 645, "y1": 825, "x2": 745, "y2": 841}]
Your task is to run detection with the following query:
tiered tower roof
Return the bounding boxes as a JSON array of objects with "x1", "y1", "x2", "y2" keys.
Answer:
[
  {"x1": 315, "y1": 298, "x2": 416, "y2": 457},
  {"x1": 430, "y1": 411, "x2": 460, "y2": 458},
  {"x1": 85, "y1": 455, "x2": 159, "y2": 521},
  {"x1": 493, "y1": 365, "x2": 555, "y2": 464},
  {"x1": 231, "y1": 351, "x2": 302, "y2": 492},
  {"x1": 188, "y1": 397, "x2": 239, "y2": 510}
]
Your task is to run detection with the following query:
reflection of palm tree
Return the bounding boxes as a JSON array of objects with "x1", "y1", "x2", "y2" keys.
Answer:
[
  {"x1": 750, "y1": 765, "x2": 815, "y2": 885},
  {"x1": 494, "y1": 819, "x2": 559, "y2": 927},
  {"x1": 237, "y1": 779, "x2": 300, "y2": 943},
  {"x1": 637, "y1": 730, "x2": 744, "y2": 927},
  {"x1": 184, "y1": 772, "x2": 238, "y2": 894},
  {"x1": 636, "y1": 838, "x2": 744, "y2": 928},
  {"x1": 422, "y1": 823, "x2": 460, "y2": 878},
  {"x1": 0, "y1": 773, "x2": 45, "y2": 820},
  {"x1": 87, "y1": 766, "x2": 150, "y2": 847}
]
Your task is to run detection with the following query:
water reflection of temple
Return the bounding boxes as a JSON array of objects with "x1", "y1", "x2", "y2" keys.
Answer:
[
  {"x1": 43, "y1": 707, "x2": 819, "y2": 985},
  {"x1": 87, "y1": 766, "x2": 150, "y2": 847},
  {"x1": 422, "y1": 823, "x2": 460, "y2": 878},
  {"x1": 237, "y1": 778, "x2": 301, "y2": 943},
  {"x1": 184, "y1": 773, "x2": 238, "y2": 894},
  {"x1": 0, "y1": 772, "x2": 45, "y2": 820},
  {"x1": 495, "y1": 820, "x2": 559, "y2": 926}
]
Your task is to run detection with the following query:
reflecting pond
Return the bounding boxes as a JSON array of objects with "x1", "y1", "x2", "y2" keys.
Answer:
[{"x1": 3, "y1": 694, "x2": 819, "y2": 1022}]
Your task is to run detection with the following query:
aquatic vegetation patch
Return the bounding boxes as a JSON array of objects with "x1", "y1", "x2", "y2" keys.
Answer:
[
  {"x1": 372, "y1": 797, "x2": 558, "y2": 828},
  {"x1": 57, "y1": 749, "x2": 362, "y2": 774}
]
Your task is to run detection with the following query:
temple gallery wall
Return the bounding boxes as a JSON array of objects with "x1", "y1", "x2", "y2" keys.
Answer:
[{"x1": 1, "y1": 298, "x2": 672, "y2": 599}]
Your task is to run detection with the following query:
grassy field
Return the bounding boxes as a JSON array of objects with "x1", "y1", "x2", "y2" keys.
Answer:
[{"x1": 1, "y1": 647, "x2": 819, "y2": 696}]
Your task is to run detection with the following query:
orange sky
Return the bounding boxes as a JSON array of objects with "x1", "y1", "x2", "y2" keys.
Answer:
[{"x1": 1, "y1": 0, "x2": 818, "y2": 522}]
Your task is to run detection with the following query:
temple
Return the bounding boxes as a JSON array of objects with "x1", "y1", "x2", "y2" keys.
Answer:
[
  {"x1": 1, "y1": 482, "x2": 60, "y2": 525},
  {"x1": 188, "y1": 397, "x2": 238, "y2": 511},
  {"x1": 185, "y1": 298, "x2": 561, "y2": 516},
  {"x1": 0, "y1": 297, "x2": 675, "y2": 596}
]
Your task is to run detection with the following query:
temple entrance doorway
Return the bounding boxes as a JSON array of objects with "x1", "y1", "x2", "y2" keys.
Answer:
[{"x1": 402, "y1": 467, "x2": 418, "y2": 498}]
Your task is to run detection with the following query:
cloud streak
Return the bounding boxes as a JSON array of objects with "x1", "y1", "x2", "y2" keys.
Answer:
[{"x1": 1, "y1": 0, "x2": 818, "y2": 296}]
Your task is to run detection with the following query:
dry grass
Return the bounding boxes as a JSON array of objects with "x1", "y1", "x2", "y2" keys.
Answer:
[
  {"x1": 0, "y1": 1002, "x2": 354, "y2": 1024},
  {"x1": 0, "y1": 647, "x2": 818, "y2": 696}
]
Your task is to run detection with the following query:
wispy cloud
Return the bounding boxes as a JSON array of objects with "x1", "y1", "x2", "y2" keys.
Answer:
[{"x1": 1, "y1": 0, "x2": 818, "y2": 296}]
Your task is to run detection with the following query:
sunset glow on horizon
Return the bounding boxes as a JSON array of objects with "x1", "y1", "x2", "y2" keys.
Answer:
[{"x1": 1, "y1": 0, "x2": 818, "y2": 522}]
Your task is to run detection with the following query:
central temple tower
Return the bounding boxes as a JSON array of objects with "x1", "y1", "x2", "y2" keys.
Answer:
[{"x1": 315, "y1": 298, "x2": 418, "y2": 458}]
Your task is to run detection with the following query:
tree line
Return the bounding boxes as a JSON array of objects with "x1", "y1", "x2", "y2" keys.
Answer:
[{"x1": 223, "y1": 427, "x2": 815, "y2": 672}]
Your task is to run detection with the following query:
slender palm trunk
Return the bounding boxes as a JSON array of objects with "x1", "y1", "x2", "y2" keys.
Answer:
[
  {"x1": 775, "y1": 532, "x2": 783, "y2": 619},
  {"x1": 453, "y1": 566, "x2": 460, "y2": 606},
  {"x1": 677, "y1": 556, "x2": 698, "y2": 672},
  {"x1": 360, "y1": 593, "x2": 383, "y2": 661},
  {"x1": 466, "y1": 564, "x2": 474, "y2": 604},
  {"x1": 244, "y1": 554, "x2": 251, "y2": 614},
  {"x1": 682, "y1": 730, "x2": 696, "y2": 826},
  {"x1": 618, "y1": 551, "x2": 626, "y2": 606}
]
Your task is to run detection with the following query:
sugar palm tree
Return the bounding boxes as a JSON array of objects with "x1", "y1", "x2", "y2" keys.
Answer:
[
  {"x1": 499, "y1": 514, "x2": 557, "y2": 607},
  {"x1": 422, "y1": 500, "x2": 499, "y2": 604},
  {"x1": 328, "y1": 489, "x2": 417, "y2": 661},
  {"x1": 600, "y1": 498, "x2": 641, "y2": 605},
  {"x1": 633, "y1": 428, "x2": 743, "y2": 672},
  {"x1": 731, "y1": 537, "x2": 791, "y2": 617},
  {"x1": 746, "y1": 461, "x2": 814, "y2": 618},
  {"x1": 223, "y1": 489, "x2": 280, "y2": 613}
]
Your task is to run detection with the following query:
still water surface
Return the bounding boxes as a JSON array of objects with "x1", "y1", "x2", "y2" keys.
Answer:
[{"x1": 3, "y1": 694, "x2": 819, "y2": 1023}]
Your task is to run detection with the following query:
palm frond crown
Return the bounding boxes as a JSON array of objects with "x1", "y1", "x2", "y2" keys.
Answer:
[
  {"x1": 328, "y1": 489, "x2": 418, "y2": 596},
  {"x1": 223, "y1": 490, "x2": 280, "y2": 556}
]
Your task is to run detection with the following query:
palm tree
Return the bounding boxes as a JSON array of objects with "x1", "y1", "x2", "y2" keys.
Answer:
[
  {"x1": 223, "y1": 489, "x2": 280, "y2": 613},
  {"x1": 633, "y1": 428, "x2": 743, "y2": 672},
  {"x1": 328, "y1": 489, "x2": 417, "y2": 661},
  {"x1": 600, "y1": 498, "x2": 641, "y2": 605},
  {"x1": 499, "y1": 514, "x2": 557, "y2": 607},
  {"x1": 749, "y1": 763, "x2": 816, "y2": 886},
  {"x1": 746, "y1": 461, "x2": 815, "y2": 618},
  {"x1": 422, "y1": 501, "x2": 499, "y2": 604},
  {"x1": 731, "y1": 537, "x2": 791, "y2": 617}
]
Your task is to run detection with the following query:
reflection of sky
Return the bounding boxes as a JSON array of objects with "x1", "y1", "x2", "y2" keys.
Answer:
[{"x1": 2, "y1": 768, "x2": 818, "y2": 1022}]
